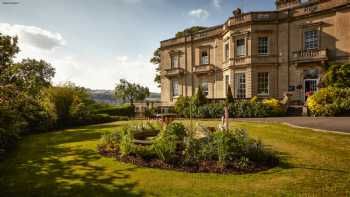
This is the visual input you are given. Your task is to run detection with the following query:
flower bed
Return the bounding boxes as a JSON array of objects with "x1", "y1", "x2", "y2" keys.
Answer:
[{"x1": 97, "y1": 122, "x2": 279, "y2": 174}]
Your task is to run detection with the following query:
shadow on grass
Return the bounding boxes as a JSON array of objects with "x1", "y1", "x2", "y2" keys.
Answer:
[{"x1": 0, "y1": 123, "x2": 145, "y2": 197}]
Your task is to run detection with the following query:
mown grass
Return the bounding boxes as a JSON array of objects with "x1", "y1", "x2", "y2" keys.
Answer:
[{"x1": 0, "y1": 120, "x2": 349, "y2": 197}]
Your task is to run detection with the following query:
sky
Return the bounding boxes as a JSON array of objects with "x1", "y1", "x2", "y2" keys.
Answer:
[{"x1": 0, "y1": 0, "x2": 275, "y2": 92}]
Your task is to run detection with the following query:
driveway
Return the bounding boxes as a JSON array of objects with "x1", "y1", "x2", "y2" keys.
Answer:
[{"x1": 235, "y1": 117, "x2": 350, "y2": 134}]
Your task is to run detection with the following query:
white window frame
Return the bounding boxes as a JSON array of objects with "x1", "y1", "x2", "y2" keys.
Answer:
[
  {"x1": 257, "y1": 72, "x2": 269, "y2": 96},
  {"x1": 304, "y1": 30, "x2": 319, "y2": 50},
  {"x1": 258, "y1": 37, "x2": 269, "y2": 56},
  {"x1": 235, "y1": 72, "x2": 246, "y2": 99},
  {"x1": 236, "y1": 39, "x2": 246, "y2": 57}
]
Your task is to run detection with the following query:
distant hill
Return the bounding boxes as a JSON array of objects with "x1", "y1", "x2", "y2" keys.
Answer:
[{"x1": 88, "y1": 89, "x2": 160, "y2": 104}]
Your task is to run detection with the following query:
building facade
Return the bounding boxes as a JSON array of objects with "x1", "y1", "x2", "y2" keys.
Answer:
[{"x1": 159, "y1": 0, "x2": 350, "y2": 107}]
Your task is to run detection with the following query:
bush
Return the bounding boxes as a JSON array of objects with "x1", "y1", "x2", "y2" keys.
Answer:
[
  {"x1": 165, "y1": 122, "x2": 187, "y2": 140},
  {"x1": 262, "y1": 98, "x2": 286, "y2": 117},
  {"x1": 174, "y1": 96, "x2": 192, "y2": 118},
  {"x1": 97, "y1": 132, "x2": 121, "y2": 153},
  {"x1": 323, "y1": 64, "x2": 350, "y2": 88},
  {"x1": 307, "y1": 87, "x2": 350, "y2": 116},
  {"x1": 93, "y1": 104, "x2": 135, "y2": 117},
  {"x1": 152, "y1": 132, "x2": 178, "y2": 162},
  {"x1": 119, "y1": 128, "x2": 135, "y2": 156}
]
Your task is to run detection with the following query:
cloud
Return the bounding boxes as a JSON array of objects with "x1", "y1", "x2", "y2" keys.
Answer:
[
  {"x1": 0, "y1": 23, "x2": 66, "y2": 51},
  {"x1": 188, "y1": 9, "x2": 209, "y2": 19},
  {"x1": 212, "y1": 0, "x2": 221, "y2": 8}
]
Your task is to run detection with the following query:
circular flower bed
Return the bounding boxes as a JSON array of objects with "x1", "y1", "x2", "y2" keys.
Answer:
[{"x1": 97, "y1": 122, "x2": 279, "y2": 174}]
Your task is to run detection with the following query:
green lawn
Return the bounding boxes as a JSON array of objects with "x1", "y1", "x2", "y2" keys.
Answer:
[{"x1": 1, "y1": 120, "x2": 350, "y2": 197}]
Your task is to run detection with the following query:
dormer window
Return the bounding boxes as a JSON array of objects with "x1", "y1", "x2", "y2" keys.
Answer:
[
  {"x1": 200, "y1": 50, "x2": 209, "y2": 65},
  {"x1": 304, "y1": 30, "x2": 318, "y2": 50}
]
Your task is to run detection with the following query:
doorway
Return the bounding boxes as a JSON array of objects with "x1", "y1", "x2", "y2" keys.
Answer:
[{"x1": 304, "y1": 79, "x2": 318, "y2": 101}]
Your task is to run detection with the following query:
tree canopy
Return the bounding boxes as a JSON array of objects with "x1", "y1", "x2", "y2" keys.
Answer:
[
  {"x1": 323, "y1": 64, "x2": 350, "y2": 88},
  {"x1": 175, "y1": 26, "x2": 207, "y2": 38},
  {"x1": 150, "y1": 48, "x2": 161, "y2": 87},
  {"x1": 114, "y1": 79, "x2": 150, "y2": 105}
]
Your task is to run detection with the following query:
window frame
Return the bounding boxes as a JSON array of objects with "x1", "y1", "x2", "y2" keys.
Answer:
[
  {"x1": 304, "y1": 29, "x2": 319, "y2": 50},
  {"x1": 172, "y1": 79, "x2": 179, "y2": 98},
  {"x1": 200, "y1": 49, "x2": 209, "y2": 65},
  {"x1": 258, "y1": 37, "x2": 269, "y2": 56},
  {"x1": 257, "y1": 72, "x2": 269, "y2": 96},
  {"x1": 171, "y1": 55, "x2": 179, "y2": 68},
  {"x1": 236, "y1": 38, "x2": 246, "y2": 57},
  {"x1": 234, "y1": 72, "x2": 246, "y2": 99},
  {"x1": 224, "y1": 42, "x2": 230, "y2": 61},
  {"x1": 201, "y1": 79, "x2": 209, "y2": 97}
]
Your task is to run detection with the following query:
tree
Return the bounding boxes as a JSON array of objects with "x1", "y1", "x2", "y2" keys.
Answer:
[
  {"x1": 150, "y1": 48, "x2": 161, "y2": 88},
  {"x1": 175, "y1": 26, "x2": 207, "y2": 38},
  {"x1": 323, "y1": 64, "x2": 350, "y2": 88},
  {"x1": 0, "y1": 33, "x2": 20, "y2": 68},
  {"x1": 193, "y1": 86, "x2": 207, "y2": 107},
  {"x1": 114, "y1": 79, "x2": 150, "y2": 106},
  {"x1": 4, "y1": 59, "x2": 55, "y2": 97},
  {"x1": 226, "y1": 85, "x2": 234, "y2": 104}
]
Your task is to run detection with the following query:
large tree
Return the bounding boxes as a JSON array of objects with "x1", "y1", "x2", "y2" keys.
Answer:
[
  {"x1": 3, "y1": 58, "x2": 55, "y2": 97},
  {"x1": 114, "y1": 79, "x2": 150, "y2": 106},
  {"x1": 150, "y1": 48, "x2": 161, "y2": 87},
  {"x1": 323, "y1": 64, "x2": 350, "y2": 88},
  {"x1": 0, "y1": 33, "x2": 19, "y2": 69}
]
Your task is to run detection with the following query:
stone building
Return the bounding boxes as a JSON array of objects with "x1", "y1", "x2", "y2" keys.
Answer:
[{"x1": 159, "y1": 0, "x2": 350, "y2": 107}]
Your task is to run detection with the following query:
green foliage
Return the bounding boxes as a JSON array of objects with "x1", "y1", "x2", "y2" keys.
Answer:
[
  {"x1": 174, "y1": 96, "x2": 192, "y2": 117},
  {"x1": 183, "y1": 135, "x2": 202, "y2": 165},
  {"x1": 93, "y1": 104, "x2": 135, "y2": 117},
  {"x1": 40, "y1": 83, "x2": 93, "y2": 126},
  {"x1": 5, "y1": 59, "x2": 55, "y2": 96},
  {"x1": 193, "y1": 86, "x2": 208, "y2": 106},
  {"x1": 0, "y1": 33, "x2": 19, "y2": 67},
  {"x1": 323, "y1": 64, "x2": 350, "y2": 88},
  {"x1": 212, "y1": 128, "x2": 278, "y2": 167},
  {"x1": 166, "y1": 122, "x2": 187, "y2": 140},
  {"x1": 97, "y1": 132, "x2": 121, "y2": 153},
  {"x1": 150, "y1": 48, "x2": 161, "y2": 88},
  {"x1": 119, "y1": 128, "x2": 135, "y2": 157},
  {"x1": 307, "y1": 87, "x2": 350, "y2": 116},
  {"x1": 175, "y1": 26, "x2": 207, "y2": 38},
  {"x1": 115, "y1": 79, "x2": 150, "y2": 105},
  {"x1": 152, "y1": 132, "x2": 178, "y2": 162},
  {"x1": 226, "y1": 85, "x2": 234, "y2": 104}
]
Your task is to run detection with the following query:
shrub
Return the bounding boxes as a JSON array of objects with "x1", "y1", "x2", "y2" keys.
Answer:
[
  {"x1": 183, "y1": 135, "x2": 202, "y2": 165},
  {"x1": 97, "y1": 132, "x2": 121, "y2": 153},
  {"x1": 93, "y1": 104, "x2": 135, "y2": 117},
  {"x1": 226, "y1": 85, "x2": 234, "y2": 104},
  {"x1": 152, "y1": 132, "x2": 178, "y2": 162},
  {"x1": 323, "y1": 64, "x2": 350, "y2": 88},
  {"x1": 119, "y1": 128, "x2": 135, "y2": 156},
  {"x1": 307, "y1": 87, "x2": 350, "y2": 116},
  {"x1": 262, "y1": 98, "x2": 286, "y2": 116},
  {"x1": 174, "y1": 96, "x2": 192, "y2": 117},
  {"x1": 165, "y1": 122, "x2": 187, "y2": 140}
]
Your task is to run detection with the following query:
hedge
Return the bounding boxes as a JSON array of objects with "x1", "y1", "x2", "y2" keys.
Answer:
[{"x1": 93, "y1": 104, "x2": 135, "y2": 117}]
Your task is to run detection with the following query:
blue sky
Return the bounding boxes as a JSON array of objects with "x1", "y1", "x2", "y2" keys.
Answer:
[{"x1": 0, "y1": 0, "x2": 275, "y2": 92}]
